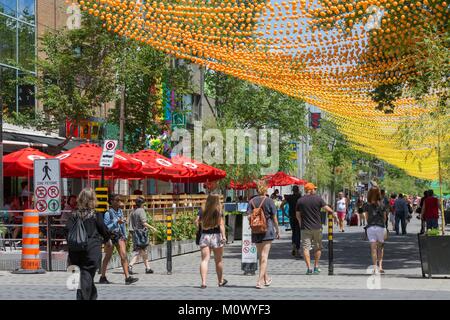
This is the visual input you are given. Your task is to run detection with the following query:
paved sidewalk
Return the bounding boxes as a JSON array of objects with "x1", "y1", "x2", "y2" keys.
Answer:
[{"x1": 0, "y1": 218, "x2": 449, "y2": 300}]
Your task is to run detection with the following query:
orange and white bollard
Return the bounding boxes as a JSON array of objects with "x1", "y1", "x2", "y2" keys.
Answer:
[{"x1": 12, "y1": 209, "x2": 45, "y2": 274}]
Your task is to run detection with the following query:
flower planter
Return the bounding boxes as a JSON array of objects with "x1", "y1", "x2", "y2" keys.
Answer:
[{"x1": 418, "y1": 234, "x2": 450, "y2": 278}]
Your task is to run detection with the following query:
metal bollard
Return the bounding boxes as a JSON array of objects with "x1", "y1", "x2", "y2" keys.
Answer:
[
  {"x1": 328, "y1": 211, "x2": 334, "y2": 275},
  {"x1": 166, "y1": 206, "x2": 173, "y2": 275}
]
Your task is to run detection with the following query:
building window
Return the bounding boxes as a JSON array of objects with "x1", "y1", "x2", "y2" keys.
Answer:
[
  {"x1": 0, "y1": 66, "x2": 17, "y2": 113},
  {"x1": 18, "y1": 0, "x2": 34, "y2": 24},
  {"x1": 18, "y1": 20, "x2": 34, "y2": 70},
  {"x1": 0, "y1": 14, "x2": 16, "y2": 64},
  {"x1": 0, "y1": 0, "x2": 17, "y2": 17},
  {"x1": 0, "y1": 0, "x2": 35, "y2": 114}
]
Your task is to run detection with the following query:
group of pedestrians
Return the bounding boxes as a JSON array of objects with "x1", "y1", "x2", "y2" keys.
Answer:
[
  {"x1": 66, "y1": 183, "x2": 445, "y2": 299},
  {"x1": 67, "y1": 189, "x2": 154, "y2": 300}
]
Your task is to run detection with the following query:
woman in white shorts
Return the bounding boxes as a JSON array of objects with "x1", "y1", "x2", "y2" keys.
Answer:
[
  {"x1": 363, "y1": 187, "x2": 388, "y2": 274},
  {"x1": 195, "y1": 194, "x2": 228, "y2": 289}
]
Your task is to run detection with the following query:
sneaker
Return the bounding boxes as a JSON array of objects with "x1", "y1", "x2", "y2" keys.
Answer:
[
  {"x1": 306, "y1": 269, "x2": 313, "y2": 275},
  {"x1": 128, "y1": 266, "x2": 135, "y2": 275},
  {"x1": 99, "y1": 276, "x2": 111, "y2": 284},
  {"x1": 145, "y1": 268, "x2": 154, "y2": 274},
  {"x1": 125, "y1": 276, "x2": 139, "y2": 285},
  {"x1": 313, "y1": 267, "x2": 321, "y2": 275}
]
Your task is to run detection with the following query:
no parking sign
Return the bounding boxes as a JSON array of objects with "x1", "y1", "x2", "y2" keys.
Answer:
[
  {"x1": 100, "y1": 140, "x2": 118, "y2": 168},
  {"x1": 34, "y1": 159, "x2": 61, "y2": 216}
]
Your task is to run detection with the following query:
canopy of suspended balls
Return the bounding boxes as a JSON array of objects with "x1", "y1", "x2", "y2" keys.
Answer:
[{"x1": 74, "y1": 0, "x2": 449, "y2": 180}]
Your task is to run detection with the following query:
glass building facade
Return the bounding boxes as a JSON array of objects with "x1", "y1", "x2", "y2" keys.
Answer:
[{"x1": 0, "y1": 0, "x2": 36, "y2": 114}]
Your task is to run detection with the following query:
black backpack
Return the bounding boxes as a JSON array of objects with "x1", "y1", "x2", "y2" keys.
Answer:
[{"x1": 67, "y1": 215, "x2": 88, "y2": 252}]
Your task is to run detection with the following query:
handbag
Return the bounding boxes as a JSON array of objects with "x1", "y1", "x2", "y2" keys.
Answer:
[{"x1": 132, "y1": 228, "x2": 149, "y2": 247}]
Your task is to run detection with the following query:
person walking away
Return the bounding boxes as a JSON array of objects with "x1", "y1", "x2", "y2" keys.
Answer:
[
  {"x1": 380, "y1": 190, "x2": 389, "y2": 228},
  {"x1": 418, "y1": 191, "x2": 429, "y2": 234},
  {"x1": 100, "y1": 194, "x2": 138, "y2": 285},
  {"x1": 394, "y1": 194, "x2": 409, "y2": 235},
  {"x1": 281, "y1": 186, "x2": 302, "y2": 258},
  {"x1": 344, "y1": 193, "x2": 352, "y2": 225},
  {"x1": 248, "y1": 181, "x2": 280, "y2": 289},
  {"x1": 296, "y1": 183, "x2": 334, "y2": 275},
  {"x1": 336, "y1": 192, "x2": 347, "y2": 232},
  {"x1": 388, "y1": 194, "x2": 396, "y2": 231},
  {"x1": 128, "y1": 197, "x2": 156, "y2": 275},
  {"x1": 363, "y1": 187, "x2": 388, "y2": 274},
  {"x1": 357, "y1": 196, "x2": 365, "y2": 226},
  {"x1": 66, "y1": 188, "x2": 112, "y2": 300},
  {"x1": 195, "y1": 194, "x2": 227, "y2": 288},
  {"x1": 421, "y1": 190, "x2": 440, "y2": 231}
]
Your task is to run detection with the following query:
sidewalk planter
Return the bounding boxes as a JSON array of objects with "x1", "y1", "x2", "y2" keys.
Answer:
[
  {"x1": 107, "y1": 239, "x2": 199, "y2": 270},
  {"x1": 0, "y1": 240, "x2": 199, "y2": 271},
  {"x1": 418, "y1": 234, "x2": 450, "y2": 278}
]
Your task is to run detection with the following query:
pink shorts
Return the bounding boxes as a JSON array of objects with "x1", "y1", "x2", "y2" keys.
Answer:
[{"x1": 337, "y1": 212, "x2": 346, "y2": 220}]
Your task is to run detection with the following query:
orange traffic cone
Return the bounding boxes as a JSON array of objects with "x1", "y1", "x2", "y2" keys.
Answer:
[{"x1": 12, "y1": 209, "x2": 45, "y2": 274}]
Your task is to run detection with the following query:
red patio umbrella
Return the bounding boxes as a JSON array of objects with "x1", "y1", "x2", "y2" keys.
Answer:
[
  {"x1": 229, "y1": 180, "x2": 257, "y2": 190},
  {"x1": 3, "y1": 147, "x2": 52, "y2": 177},
  {"x1": 56, "y1": 143, "x2": 143, "y2": 178},
  {"x1": 171, "y1": 155, "x2": 226, "y2": 183},
  {"x1": 264, "y1": 171, "x2": 307, "y2": 187},
  {"x1": 132, "y1": 149, "x2": 190, "y2": 181}
]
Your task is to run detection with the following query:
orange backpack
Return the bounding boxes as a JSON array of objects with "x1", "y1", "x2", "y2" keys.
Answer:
[{"x1": 250, "y1": 197, "x2": 268, "y2": 234}]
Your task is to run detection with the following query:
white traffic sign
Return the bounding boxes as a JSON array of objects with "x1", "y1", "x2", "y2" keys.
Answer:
[
  {"x1": 241, "y1": 210, "x2": 257, "y2": 264},
  {"x1": 99, "y1": 140, "x2": 118, "y2": 168},
  {"x1": 34, "y1": 159, "x2": 61, "y2": 216}
]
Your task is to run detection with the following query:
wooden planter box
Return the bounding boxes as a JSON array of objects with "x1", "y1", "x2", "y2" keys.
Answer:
[{"x1": 418, "y1": 234, "x2": 450, "y2": 278}]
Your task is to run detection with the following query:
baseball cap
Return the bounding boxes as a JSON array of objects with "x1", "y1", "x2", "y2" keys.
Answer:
[{"x1": 304, "y1": 183, "x2": 317, "y2": 191}]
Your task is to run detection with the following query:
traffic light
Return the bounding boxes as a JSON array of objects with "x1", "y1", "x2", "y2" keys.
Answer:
[{"x1": 95, "y1": 187, "x2": 108, "y2": 214}]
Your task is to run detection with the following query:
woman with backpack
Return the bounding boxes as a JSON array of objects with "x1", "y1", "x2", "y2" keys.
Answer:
[
  {"x1": 195, "y1": 194, "x2": 228, "y2": 289},
  {"x1": 100, "y1": 194, "x2": 138, "y2": 285},
  {"x1": 128, "y1": 196, "x2": 156, "y2": 275},
  {"x1": 247, "y1": 180, "x2": 280, "y2": 289},
  {"x1": 66, "y1": 188, "x2": 112, "y2": 300}
]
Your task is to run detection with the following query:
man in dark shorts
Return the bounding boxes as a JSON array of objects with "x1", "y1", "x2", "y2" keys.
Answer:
[
  {"x1": 281, "y1": 186, "x2": 302, "y2": 258},
  {"x1": 296, "y1": 183, "x2": 335, "y2": 275}
]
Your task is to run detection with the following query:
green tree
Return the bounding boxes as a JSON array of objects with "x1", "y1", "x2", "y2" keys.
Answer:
[
  {"x1": 204, "y1": 71, "x2": 308, "y2": 188},
  {"x1": 34, "y1": 13, "x2": 122, "y2": 148},
  {"x1": 381, "y1": 164, "x2": 429, "y2": 196},
  {"x1": 107, "y1": 46, "x2": 193, "y2": 153}
]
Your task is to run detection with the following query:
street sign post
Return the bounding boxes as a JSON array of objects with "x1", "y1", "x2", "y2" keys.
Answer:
[
  {"x1": 34, "y1": 158, "x2": 61, "y2": 272},
  {"x1": 34, "y1": 159, "x2": 61, "y2": 216},
  {"x1": 99, "y1": 140, "x2": 118, "y2": 168},
  {"x1": 240, "y1": 203, "x2": 257, "y2": 275}
]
